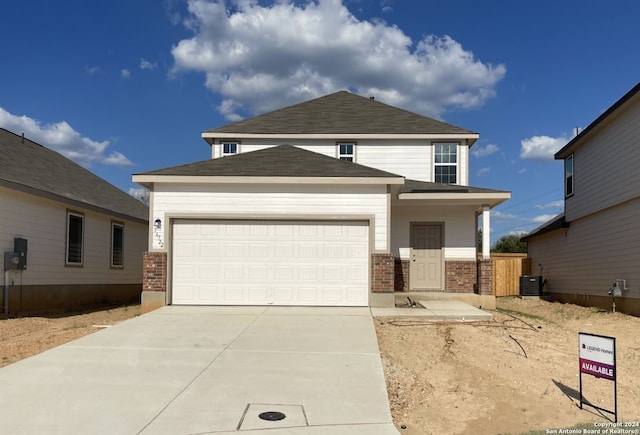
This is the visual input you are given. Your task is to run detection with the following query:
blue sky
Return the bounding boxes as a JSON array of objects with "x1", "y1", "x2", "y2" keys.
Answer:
[{"x1": 1, "y1": 0, "x2": 638, "y2": 244}]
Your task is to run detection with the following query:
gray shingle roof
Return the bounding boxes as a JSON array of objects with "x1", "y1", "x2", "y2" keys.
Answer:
[
  {"x1": 138, "y1": 144, "x2": 402, "y2": 178},
  {"x1": 0, "y1": 128, "x2": 148, "y2": 222},
  {"x1": 520, "y1": 213, "x2": 568, "y2": 242},
  {"x1": 205, "y1": 91, "x2": 476, "y2": 135},
  {"x1": 400, "y1": 179, "x2": 509, "y2": 194}
]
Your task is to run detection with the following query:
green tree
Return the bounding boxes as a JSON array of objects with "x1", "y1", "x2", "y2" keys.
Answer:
[{"x1": 491, "y1": 234, "x2": 527, "y2": 253}]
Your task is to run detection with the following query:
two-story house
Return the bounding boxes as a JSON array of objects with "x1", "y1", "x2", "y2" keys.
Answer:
[
  {"x1": 523, "y1": 83, "x2": 640, "y2": 316},
  {"x1": 133, "y1": 91, "x2": 510, "y2": 311}
]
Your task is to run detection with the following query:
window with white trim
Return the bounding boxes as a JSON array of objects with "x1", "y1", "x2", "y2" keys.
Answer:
[
  {"x1": 338, "y1": 142, "x2": 355, "y2": 162},
  {"x1": 66, "y1": 211, "x2": 84, "y2": 266},
  {"x1": 434, "y1": 143, "x2": 458, "y2": 184},
  {"x1": 221, "y1": 142, "x2": 238, "y2": 156},
  {"x1": 565, "y1": 154, "x2": 574, "y2": 197},
  {"x1": 111, "y1": 222, "x2": 124, "y2": 268}
]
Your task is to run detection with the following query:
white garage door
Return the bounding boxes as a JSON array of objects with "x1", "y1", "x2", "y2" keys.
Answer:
[{"x1": 171, "y1": 220, "x2": 369, "y2": 306}]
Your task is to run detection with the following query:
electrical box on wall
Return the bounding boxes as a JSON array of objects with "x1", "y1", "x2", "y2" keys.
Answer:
[
  {"x1": 4, "y1": 252, "x2": 19, "y2": 271},
  {"x1": 13, "y1": 238, "x2": 27, "y2": 270}
]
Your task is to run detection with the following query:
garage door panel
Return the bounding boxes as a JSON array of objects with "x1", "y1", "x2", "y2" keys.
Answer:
[{"x1": 172, "y1": 220, "x2": 369, "y2": 306}]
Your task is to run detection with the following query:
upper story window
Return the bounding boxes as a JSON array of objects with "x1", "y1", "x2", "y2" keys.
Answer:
[
  {"x1": 338, "y1": 142, "x2": 355, "y2": 162},
  {"x1": 66, "y1": 211, "x2": 84, "y2": 266},
  {"x1": 221, "y1": 142, "x2": 238, "y2": 156},
  {"x1": 111, "y1": 222, "x2": 124, "y2": 268},
  {"x1": 565, "y1": 154, "x2": 574, "y2": 197},
  {"x1": 434, "y1": 143, "x2": 458, "y2": 184}
]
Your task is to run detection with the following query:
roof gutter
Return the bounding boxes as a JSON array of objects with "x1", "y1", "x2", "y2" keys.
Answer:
[
  {"x1": 132, "y1": 175, "x2": 405, "y2": 187},
  {"x1": 202, "y1": 132, "x2": 479, "y2": 144}
]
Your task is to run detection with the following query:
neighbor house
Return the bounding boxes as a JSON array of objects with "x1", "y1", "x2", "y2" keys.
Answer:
[
  {"x1": 0, "y1": 128, "x2": 148, "y2": 314},
  {"x1": 133, "y1": 91, "x2": 510, "y2": 311},
  {"x1": 523, "y1": 82, "x2": 640, "y2": 316}
]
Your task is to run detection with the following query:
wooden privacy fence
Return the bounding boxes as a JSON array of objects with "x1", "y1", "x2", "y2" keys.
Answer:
[{"x1": 492, "y1": 253, "x2": 531, "y2": 297}]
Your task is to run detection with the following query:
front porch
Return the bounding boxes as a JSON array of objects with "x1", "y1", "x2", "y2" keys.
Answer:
[{"x1": 370, "y1": 252, "x2": 494, "y2": 309}]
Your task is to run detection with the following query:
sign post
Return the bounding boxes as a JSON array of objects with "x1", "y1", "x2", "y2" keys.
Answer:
[{"x1": 578, "y1": 332, "x2": 617, "y2": 422}]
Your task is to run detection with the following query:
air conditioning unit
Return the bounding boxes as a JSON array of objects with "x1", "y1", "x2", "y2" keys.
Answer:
[{"x1": 519, "y1": 275, "x2": 543, "y2": 297}]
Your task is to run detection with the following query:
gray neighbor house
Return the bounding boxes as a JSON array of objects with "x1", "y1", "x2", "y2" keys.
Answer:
[
  {"x1": 523, "y1": 82, "x2": 640, "y2": 316},
  {"x1": 1, "y1": 128, "x2": 148, "y2": 314}
]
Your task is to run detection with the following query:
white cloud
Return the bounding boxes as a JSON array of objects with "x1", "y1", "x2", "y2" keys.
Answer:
[
  {"x1": 520, "y1": 134, "x2": 569, "y2": 161},
  {"x1": 508, "y1": 230, "x2": 527, "y2": 236},
  {"x1": 129, "y1": 187, "x2": 150, "y2": 204},
  {"x1": 84, "y1": 65, "x2": 100, "y2": 74},
  {"x1": 0, "y1": 107, "x2": 132, "y2": 167},
  {"x1": 140, "y1": 58, "x2": 159, "y2": 70},
  {"x1": 121, "y1": 69, "x2": 131, "y2": 79},
  {"x1": 380, "y1": 0, "x2": 394, "y2": 13},
  {"x1": 491, "y1": 210, "x2": 518, "y2": 222},
  {"x1": 476, "y1": 166, "x2": 490, "y2": 176},
  {"x1": 471, "y1": 143, "x2": 499, "y2": 158},
  {"x1": 535, "y1": 200, "x2": 564, "y2": 210},
  {"x1": 531, "y1": 214, "x2": 557, "y2": 224},
  {"x1": 171, "y1": 0, "x2": 506, "y2": 120}
]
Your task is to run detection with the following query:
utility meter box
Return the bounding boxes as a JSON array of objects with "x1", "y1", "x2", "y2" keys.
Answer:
[
  {"x1": 4, "y1": 252, "x2": 19, "y2": 271},
  {"x1": 13, "y1": 238, "x2": 27, "y2": 270}
]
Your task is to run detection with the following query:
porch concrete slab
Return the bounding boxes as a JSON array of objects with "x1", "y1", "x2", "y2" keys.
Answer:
[
  {"x1": 371, "y1": 299, "x2": 492, "y2": 320},
  {"x1": 0, "y1": 306, "x2": 397, "y2": 435}
]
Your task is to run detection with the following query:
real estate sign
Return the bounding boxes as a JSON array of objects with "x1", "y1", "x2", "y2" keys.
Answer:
[
  {"x1": 579, "y1": 333, "x2": 616, "y2": 380},
  {"x1": 578, "y1": 332, "x2": 617, "y2": 422}
]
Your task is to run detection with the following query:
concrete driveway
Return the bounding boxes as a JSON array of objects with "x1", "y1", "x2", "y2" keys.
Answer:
[{"x1": 0, "y1": 306, "x2": 398, "y2": 434}]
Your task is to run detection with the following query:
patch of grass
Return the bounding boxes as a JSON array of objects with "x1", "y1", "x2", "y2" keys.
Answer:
[
  {"x1": 62, "y1": 323, "x2": 86, "y2": 331},
  {"x1": 496, "y1": 307, "x2": 549, "y2": 323}
]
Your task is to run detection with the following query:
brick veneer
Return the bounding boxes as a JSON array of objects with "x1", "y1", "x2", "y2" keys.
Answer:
[
  {"x1": 478, "y1": 259, "x2": 493, "y2": 295},
  {"x1": 143, "y1": 251, "x2": 167, "y2": 292},
  {"x1": 371, "y1": 253, "x2": 395, "y2": 293},
  {"x1": 445, "y1": 260, "x2": 477, "y2": 293},
  {"x1": 393, "y1": 258, "x2": 489, "y2": 295},
  {"x1": 394, "y1": 260, "x2": 409, "y2": 292}
]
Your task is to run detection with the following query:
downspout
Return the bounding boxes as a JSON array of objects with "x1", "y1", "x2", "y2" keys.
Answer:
[{"x1": 3, "y1": 270, "x2": 8, "y2": 316}]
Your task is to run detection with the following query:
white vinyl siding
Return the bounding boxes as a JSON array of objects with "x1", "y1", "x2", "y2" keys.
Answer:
[
  {"x1": 528, "y1": 196, "x2": 640, "y2": 299},
  {"x1": 210, "y1": 139, "x2": 471, "y2": 184},
  {"x1": 151, "y1": 183, "x2": 388, "y2": 252},
  {"x1": 565, "y1": 98, "x2": 640, "y2": 221},
  {"x1": 0, "y1": 187, "x2": 146, "y2": 285},
  {"x1": 391, "y1": 204, "x2": 477, "y2": 260}
]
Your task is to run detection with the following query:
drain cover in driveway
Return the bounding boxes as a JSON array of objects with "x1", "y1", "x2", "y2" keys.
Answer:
[
  {"x1": 259, "y1": 411, "x2": 286, "y2": 421},
  {"x1": 239, "y1": 404, "x2": 307, "y2": 430}
]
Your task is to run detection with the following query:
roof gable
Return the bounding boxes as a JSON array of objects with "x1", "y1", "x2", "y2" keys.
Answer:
[
  {"x1": 138, "y1": 144, "x2": 402, "y2": 178},
  {"x1": 0, "y1": 128, "x2": 148, "y2": 222},
  {"x1": 204, "y1": 91, "x2": 476, "y2": 136},
  {"x1": 555, "y1": 82, "x2": 640, "y2": 159}
]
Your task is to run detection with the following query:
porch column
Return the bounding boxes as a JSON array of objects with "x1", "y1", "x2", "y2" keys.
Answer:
[{"x1": 482, "y1": 204, "x2": 490, "y2": 260}]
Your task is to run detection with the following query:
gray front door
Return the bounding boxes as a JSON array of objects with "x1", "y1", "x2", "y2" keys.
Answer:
[{"x1": 410, "y1": 223, "x2": 443, "y2": 290}]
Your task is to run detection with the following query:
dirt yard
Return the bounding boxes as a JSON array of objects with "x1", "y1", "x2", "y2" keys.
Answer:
[
  {"x1": 0, "y1": 304, "x2": 140, "y2": 368},
  {"x1": 2, "y1": 300, "x2": 639, "y2": 434},
  {"x1": 376, "y1": 297, "x2": 640, "y2": 434}
]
